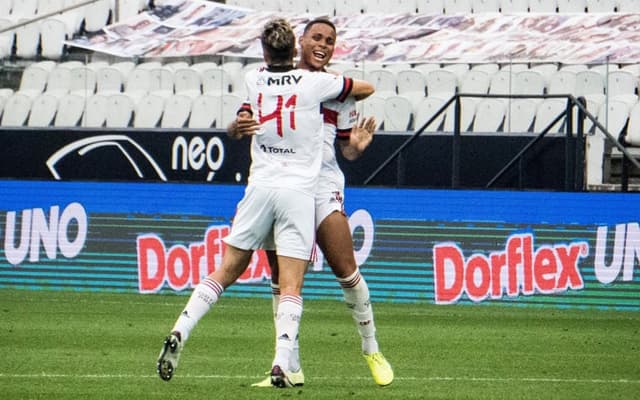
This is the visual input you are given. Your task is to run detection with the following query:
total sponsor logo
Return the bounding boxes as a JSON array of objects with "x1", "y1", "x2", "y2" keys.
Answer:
[
  {"x1": 433, "y1": 224, "x2": 640, "y2": 304},
  {"x1": 259, "y1": 144, "x2": 296, "y2": 154}
]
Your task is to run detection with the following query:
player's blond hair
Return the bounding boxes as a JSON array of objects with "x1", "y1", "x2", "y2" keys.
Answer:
[{"x1": 261, "y1": 18, "x2": 295, "y2": 65}]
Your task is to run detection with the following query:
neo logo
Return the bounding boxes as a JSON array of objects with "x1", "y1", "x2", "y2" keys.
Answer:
[{"x1": 171, "y1": 136, "x2": 224, "y2": 181}]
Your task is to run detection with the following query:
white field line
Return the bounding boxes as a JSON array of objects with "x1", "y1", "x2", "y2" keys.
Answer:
[{"x1": 0, "y1": 373, "x2": 638, "y2": 384}]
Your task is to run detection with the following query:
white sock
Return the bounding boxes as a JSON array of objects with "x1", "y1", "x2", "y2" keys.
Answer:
[
  {"x1": 272, "y1": 283, "x2": 302, "y2": 372},
  {"x1": 272, "y1": 295, "x2": 303, "y2": 372},
  {"x1": 171, "y1": 277, "x2": 223, "y2": 342},
  {"x1": 338, "y1": 270, "x2": 379, "y2": 354}
]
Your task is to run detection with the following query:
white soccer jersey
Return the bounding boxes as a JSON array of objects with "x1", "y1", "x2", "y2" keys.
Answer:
[
  {"x1": 318, "y1": 96, "x2": 357, "y2": 193},
  {"x1": 241, "y1": 67, "x2": 353, "y2": 195}
]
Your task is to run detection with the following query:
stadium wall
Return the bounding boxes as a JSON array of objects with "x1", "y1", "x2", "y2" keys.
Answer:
[{"x1": 0, "y1": 180, "x2": 638, "y2": 311}]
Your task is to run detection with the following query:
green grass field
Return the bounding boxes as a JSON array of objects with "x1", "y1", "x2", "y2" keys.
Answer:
[{"x1": 1, "y1": 288, "x2": 638, "y2": 399}]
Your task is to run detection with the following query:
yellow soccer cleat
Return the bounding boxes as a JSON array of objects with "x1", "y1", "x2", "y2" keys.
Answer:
[{"x1": 363, "y1": 352, "x2": 394, "y2": 386}]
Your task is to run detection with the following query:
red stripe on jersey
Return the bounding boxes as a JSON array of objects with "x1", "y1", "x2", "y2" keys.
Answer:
[
  {"x1": 336, "y1": 128, "x2": 351, "y2": 140},
  {"x1": 238, "y1": 102, "x2": 253, "y2": 116},
  {"x1": 323, "y1": 107, "x2": 338, "y2": 126},
  {"x1": 336, "y1": 77, "x2": 353, "y2": 102}
]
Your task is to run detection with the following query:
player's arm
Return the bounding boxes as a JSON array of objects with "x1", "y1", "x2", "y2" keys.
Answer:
[
  {"x1": 326, "y1": 68, "x2": 374, "y2": 101},
  {"x1": 227, "y1": 109, "x2": 260, "y2": 140},
  {"x1": 350, "y1": 78, "x2": 375, "y2": 101},
  {"x1": 340, "y1": 115, "x2": 377, "y2": 161}
]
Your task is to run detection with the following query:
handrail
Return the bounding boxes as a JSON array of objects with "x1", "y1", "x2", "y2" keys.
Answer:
[{"x1": 363, "y1": 93, "x2": 640, "y2": 191}]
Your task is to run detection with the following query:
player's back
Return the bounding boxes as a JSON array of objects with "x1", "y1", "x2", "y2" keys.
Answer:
[{"x1": 243, "y1": 66, "x2": 350, "y2": 194}]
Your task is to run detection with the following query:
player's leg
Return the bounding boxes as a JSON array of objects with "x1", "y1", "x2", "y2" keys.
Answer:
[
  {"x1": 158, "y1": 185, "x2": 271, "y2": 381},
  {"x1": 316, "y1": 209, "x2": 394, "y2": 386},
  {"x1": 158, "y1": 244, "x2": 253, "y2": 381},
  {"x1": 270, "y1": 254, "x2": 307, "y2": 388}
]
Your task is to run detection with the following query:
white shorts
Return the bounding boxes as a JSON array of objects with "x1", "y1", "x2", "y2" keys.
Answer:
[
  {"x1": 314, "y1": 189, "x2": 345, "y2": 230},
  {"x1": 261, "y1": 188, "x2": 345, "y2": 251},
  {"x1": 223, "y1": 185, "x2": 316, "y2": 261}
]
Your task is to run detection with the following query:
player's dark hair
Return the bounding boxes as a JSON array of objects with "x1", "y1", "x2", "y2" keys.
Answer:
[
  {"x1": 261, "y1": 18, "x2": 295, "y2": 65},
  {"x1": 303, "y1": 17, "x2": 336, "y2": 35}
]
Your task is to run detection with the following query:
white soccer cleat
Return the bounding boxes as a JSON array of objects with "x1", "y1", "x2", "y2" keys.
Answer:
[
  {"x1": 253, "y1": 368, "x2": 304, "y2": 387},
  {"x1": 157, "y1": 333, "x2": 183, "y2": 381}
]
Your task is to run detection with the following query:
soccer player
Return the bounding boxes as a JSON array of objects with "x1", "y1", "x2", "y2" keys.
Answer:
[
  {"x1": 156, "y1": 17, "x2": 375, "y2": 387},
  {"x1": 231, "y1": 18, "x2": 394, "y2": 387}
]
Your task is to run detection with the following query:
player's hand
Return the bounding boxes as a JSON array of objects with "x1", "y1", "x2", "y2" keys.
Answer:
[
  {"x1": 228, "y1": 111, "x2": 261, "y2": 139},
  {"x1": 352, "y1": 115, "x2": 376, "y2": 151}
]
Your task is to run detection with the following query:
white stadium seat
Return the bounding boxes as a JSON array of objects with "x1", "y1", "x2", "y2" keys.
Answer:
[
  {"x1": 161, "y1": 94, "x2": 192, "y2": 128},
  {"x1": 189, "y1": 94, "x2": 221, "y2": 129},
  {"x1": 472, "y1": 98, "x2": 505, "y2": 132},
  {"x1": 133, "y1": 94, "x2": 165, "y2": 128},
  {"x1": 384, "y1": 95, "x2": 413, "y2": 131},
  {"x1": 54, "y1": 93, "x2": 85, "y2": 127},
  {"x1": 27, "y1": 93, "x2": 58, "y2": 127},
  {"x1": 1, "y1": 93, "x2": 32, "y2": 126}
]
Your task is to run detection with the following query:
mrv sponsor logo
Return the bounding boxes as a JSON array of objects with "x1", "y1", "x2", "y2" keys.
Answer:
[{"x1": 3, "y1": 202, "x2": 87, "y2": 265}]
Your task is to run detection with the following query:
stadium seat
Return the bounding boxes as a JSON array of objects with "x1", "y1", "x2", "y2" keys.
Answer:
[
  {"x1": 200, "y1": 67, "x2": 232, "y2": 95},
  {"x1": 306, "y1": 0, "x2": 336, "y2": 15},
  {"x1": 504, "y1": 99, "x2": 537, "y2": 133},
  {"x1": 384, "y1": 95, "x2": 413, "y2": 131},
  {"x1": 82, "y1": 0, "x2": 111, "y2": 32},
  {"x1": 18, "y1": 65, "x2": 49, "y2": 98},
  {"x1": 529, "y1": 63, "x2": 558, "y2": 85},
  {"x1": 547, "y1": 70, "x2": 577, "y2": 95},
  {"x1": 413, "y1": 63, "x2": 441, "y2": 76},
  {"x1": 69, "y1": 66, "x2": 98, "y2": 96},
  {"x1": 15, "y1": 19, "x2": 40, "y2": 59},
  {"x1": 596, "y1": 100, "x2": 631, "y2": 138},
  {"x1": 557, "y1": 0, "x2": 585, "y2": 12},
  {"x1": 442, "y1": 63, "x2": 470, "y2": 80},
  {"x1": 27, "y1": 93, "x2": 58, "y2": 127},
  {"x1": 443, "y1": 96, "x2": 475, "y2": 132},
  {"x1": 1, "y1": 93, "x2": 32, "y2": 126},
  {"x1": 624, "y1": 102, "x2": 640, "y2": 146},
  {"x1": 607, "y1": 70, "x2": 638, "y2": 98},
  {"x1": 413, "y1": 96, "x2": 447, "y2": 132},
  {"x1": 361, "y1": 95, "x2": 386, "y2": 131},
  {"x1": 149, "y1": 67, "x2": 175, "y2": 98},
  {"x1": 133, "y1": 94, "x2": 165, "y2": 128},
  {"x1": 416, "y1": 0, "x2": 444, "y2": 13},
  {"x1": 125, "y1": 67, "x2": 152, "y2": 103},
  {"x1": 0, "y1": 88, "x2": 13, "y2": 118},
  {"x1": 513, "y1": 70, "x2": 546, "y2": 98},
  {"x1": 161, "y1": 94, "x2": 192, "y2": 128},
  {"x1": 472, "y1": 98, "x2": 505, "y2": 132},
  {"x1": 471, "y1": 0, "x2": 499, "y2": 12},
  {"x1": 365, "y1": 0, "x2": 418, "y2": 14},
  {"x1": 396, "y1": 69, "x2": 427, "y2": 108},
  {"x1": 343, "y1": 68, "x2": 365, "y2": 81},
  {"x1": 575, "y1": 70, "x2": 605, "y2": 101},
  {"x1": 44, "y1": 66, "x2": 71, "y2": 98},
  {"x1": 279, "y1": 0, "x2": 308, "y2": 12},
  {"x1": 117, "y1": 0, "x2": 146, "y2": 20},
  {"x1": 82, "y1": 93, "x2": 107, "y2": 127},
  {"x1": 334, "y1": 0, "x2": 364, "y2": 15},
  {"x1": 560, "y1": 64, "x2": 589, "y2": 73},
  {"x1": 586, "y1": 0, "x2": 616, "y2": 12},
  {"x1": 529, "y1": 0, "x2": 558, "y2": 12},
  {"x1": 189, "y1": 94, "x2": 221, "y2": 129},
  {"x1": 459, "y1": 69, "x2": 490, "y2": 95},
  {"x1": 470, "y1": 63, "x2": 499, "y2": 75},
  {"x1": 0, "y1": 18, "x2": 15, "y2": 59},
  {"x1": 488, "y1": 70, "x2": 514, "y2": 96},
  {"x1": 174, "y1": 68, "x2": 202, "y2": 99},
  {"x1": 164, "y1": 61, "x2": 189, "y2": 72},
  {"x1": 0, "y1": 0, "x2": 11, "y2": 15},
  {"x1": 534, "y1": 98, "x2": 567, "y2": 133},
  {"x1": 443, "y1": 0, "x2": 472, "y2": 14},
  {"x1": 220, "y1": 93, "x2": 243, "y2": 128},
  {"x1": 618, "y1": 0, "x2": 640, "y2": 12},
  {"x1": 9, "y1": 0, "x2": 37, "y2": 20},
  {"x1": 105, "y1": 93, "x2": 135, "y2": 128},
  {"x1": 367, "y1": 69, "x2": 397, "y2": 98},
  {"x1": 54, "y1": 93, "x2": 85, "y2": 127},
  {"x1": 425, "y1": 69, "x2": 458, "y2": 99},
  {"x1": 96, "y1": 66, "x2": 125, "y2": 95},
  {"x1": 500, "y1": 0, "x2": 528, "y2": 12}
]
